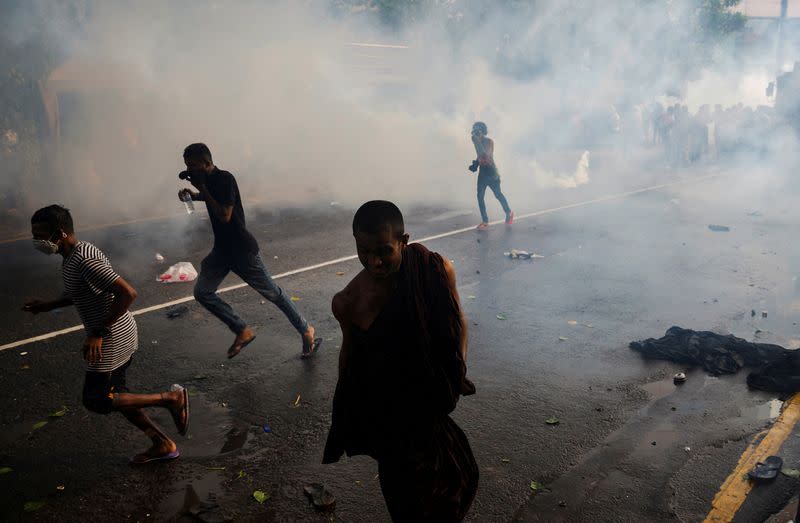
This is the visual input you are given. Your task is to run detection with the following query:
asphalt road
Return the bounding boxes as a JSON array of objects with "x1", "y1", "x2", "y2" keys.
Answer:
[{"x1": 2, "y1": 158, "x2": 800, "y2": 522}]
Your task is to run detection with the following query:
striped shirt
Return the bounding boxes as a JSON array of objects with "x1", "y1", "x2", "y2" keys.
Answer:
[{"x1": 62, "y1": 241, "x2": 137, "y2": 372}]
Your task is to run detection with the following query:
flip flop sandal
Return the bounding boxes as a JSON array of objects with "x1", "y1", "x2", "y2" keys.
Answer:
[
  {"x1": 129, "y1": 449, "x2": 180, "y2": 465},
  {"x1": 748, "y1": 455, "x2": 783, "y2": 481},
  {"x1": 227, "y1": 335, "x2": 256, "y2": 359},
  {"x1": 170, "y1": 384, "x2": 190, "y2": 436},
  {"x1": 301, "y1": 338, "x2": 323, "y2": 359}
]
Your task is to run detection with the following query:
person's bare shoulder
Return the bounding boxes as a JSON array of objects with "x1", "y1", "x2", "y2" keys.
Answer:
[
  {"x1": 332, "y1": 270, "x2": 367, "y2": 324},
  {"x1": 441, "y1": 257, "x2": 459, "y2": 290}
]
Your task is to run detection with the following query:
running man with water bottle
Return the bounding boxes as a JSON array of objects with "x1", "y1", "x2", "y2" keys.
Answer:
[{"x1": 177, "y1": 143, "x2": 322, "y2": 359}]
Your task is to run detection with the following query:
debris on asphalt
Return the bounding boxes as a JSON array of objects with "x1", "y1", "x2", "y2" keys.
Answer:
[
  {"x1": 23, "y1": 501, "x2": 45, "y2": 512},
  {"x1": 155, "y1": 253, "x2": 164, "y2": 262},
  {"x1": 293, "y1": 394, "x2": 302, "y2": 408},
  {"x1": 166, "y1": 305, "x2": 190, "y2": 319},
  {"x1": 545, "y1": 417, "x2": 560, "y2": 425},
  {"x1": 781, "y1": 467, "x2": 800, "y2": 478},
  {"x1": 205, "y1": 466, "x2": 226, "y2": 471},
  {"x1": 0, "y1": 467, "x2": 12, "y2": 474},
  {"x1": 504, "y1": 249, "x2": 544, "y2": 260},
  {"x1": 496, "y1": 314, "x2": 507, "y2": 321},
  {"x1": 684, "y1": 447, "x2": 691, "y2": 452},
  {"x1": 238, "y1": 470, "x2": 246, "y2": 479},
  {"x1": 260, "y1": 300, "x2": 266, "y2": 304},
  {"x1": 751, "y1": 309, "x2": 756, "y2": 317},
  {"x1": 336, "y1": 272, "x2": 345, "y2": 276},
  {"x1": 567, "y1": 320, "x2": 578, "y2": 325},
  {"x1": 630, "y1": 327, "x2": 800, "y2": 392},
  {"x1": 530, "y1": 481, "x2": 545, "y2": 493},
  {"x1": 262, "y1": 424, "x2": 272, "y2": 433},
  {"x1": 32, "y1": 421, "x2": 48, "y2": 430},
  {"x1": 290, "y1": 296, "x2": 301, "y2": 301},
  {"x1": 49, "y1": 406, "x2": 67, "y2": 418},
  {"x1": 762, "y1": 311, "x2": 768, "y2": 318},
  {"x1": 673, "y1": 372, "x2": 687, "y2": 384},
  {"x1": 304, "y1": 483, "x2": 336, "y2": 512},
  {"x1": 20, "y1": 352, "x2": 27, "y2": 356},
  {"x1": 157, "y1": 262, "x2": 198, "y2": 283},
  {"x1": 253, "y1": 490, "x2": 270, "y2": 504},
  {"x1": 708, "y1": 224, "x2": 730, "y2": 232},
  {"x1": 748, "y1": 455, "x2": 783, "y2": 481},
  {"x1": 468, "y1": 295, "x2": 476, "y2": 300},
  {"x1": 558, "y1": 336, "x2": 568, "y2": 341},
  {"x1": 559, "y1": 501, "x2": 567, "y2": 508},
  {"x1": 56, "y1": 485, "x2": 65, "y2": 491},
  {"x1": 152, "y1": 340, "x2": 158, "y2": 345},
  {"x1": 500, "y1": 458, "x2": 510, "y2": 463}
]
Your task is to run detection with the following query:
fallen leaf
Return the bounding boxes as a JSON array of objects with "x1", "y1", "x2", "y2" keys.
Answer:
[
  {"x1": 0, "y1": 467, "x2": 12, "y2": 475},
  {"x1": 545, "y1": 416, "x2": 560, "y2": 425},
  {"x1": 558, "y1": 336, "x2": 568, "y2": 341},
  {"x1": 530, "y1": 481, "x2": 545, "y2": 492},
  {"x1": 290, "y1": 296, "x2": 301, "y2": 302},
  {"x1": 32, "y1": 421, "x2": 48, "y2": 430},
  {"x1": 496, "y1": 314, "x2": 507, "y2": 321},
  {"x1": 567, "y1": 320, "x2": 578, "y2": 325},
  {"x1": 253, "y1": 490, "x2": 270, "y2": 504},
  {"x1": 24, "y1": 501, "x2": 45, "y2": 512},
  {"x1": 293, "y1": 394, "x2": 302, "y2": 407},
  {"x1": 782, "y1": 467, "x2": 800, "y2": 478},
  {"x1": 49, "y1": 406, "x2": 67, "y2": 418}
]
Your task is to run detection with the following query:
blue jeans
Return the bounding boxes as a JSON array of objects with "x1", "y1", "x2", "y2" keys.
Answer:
[
  {"x1": 194, "y1": 249, "x2": 308, "y2": 336},
  {"x1": 477, "y1": 175, "x2": 511, "y2": 223}
]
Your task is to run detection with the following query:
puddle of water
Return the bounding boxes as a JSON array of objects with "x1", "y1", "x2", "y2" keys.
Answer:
[
  {"x1": 156, "y1": 471, "x2": 228, "y2": 522},
  {"x1": 149, "y1": 392, "x2": 253, "y2": 457},
  {"x1": 641, "y1": 378, "x2": 679, "y2": 402},
  {"x1": 739, "y1": 398, "x2": 783, "y2": 421}
]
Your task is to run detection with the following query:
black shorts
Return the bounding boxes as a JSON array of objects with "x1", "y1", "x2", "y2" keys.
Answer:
[{"x1": 82, "y1": 358, "x2": 131, "y2": 414}]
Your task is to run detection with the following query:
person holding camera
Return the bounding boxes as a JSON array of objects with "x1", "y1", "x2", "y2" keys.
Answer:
[
  {"x1": 178, "y1": 143, "x2": 321, "y2": 359},
  {"x1": 468, "y1": 121, "x2": 513, "y2": 230}
]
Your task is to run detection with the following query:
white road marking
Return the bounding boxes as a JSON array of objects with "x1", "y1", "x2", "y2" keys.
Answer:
[{"x1": 0, "y1": 174, "x2": 717, "y2": 352}]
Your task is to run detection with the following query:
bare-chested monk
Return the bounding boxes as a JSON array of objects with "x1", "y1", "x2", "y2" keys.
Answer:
[{"x1": 323, "y1": 200, "x2": 478, "y2": 522}]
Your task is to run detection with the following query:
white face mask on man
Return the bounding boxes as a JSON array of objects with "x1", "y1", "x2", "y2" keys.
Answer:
[{"x1": 32, "y1": 231, "x2": 62, "y2": 255}]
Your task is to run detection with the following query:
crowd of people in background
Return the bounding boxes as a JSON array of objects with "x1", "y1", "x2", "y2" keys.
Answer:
[{"x1": 644, "y1": 101, "x2": 776, "y2": 167}]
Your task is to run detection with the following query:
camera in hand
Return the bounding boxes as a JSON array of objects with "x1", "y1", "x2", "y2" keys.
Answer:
[{"x1": 468, "y1": 160, "x2": 479, "y2": 172}]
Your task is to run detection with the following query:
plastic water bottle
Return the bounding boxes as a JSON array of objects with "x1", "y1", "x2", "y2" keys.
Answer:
[{"x1": 180, "y1": 191, "x2": 195, "y2": 214}]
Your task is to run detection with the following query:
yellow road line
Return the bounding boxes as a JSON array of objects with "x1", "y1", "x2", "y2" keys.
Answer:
[{"x1": 704, "y1": 393, "x2": 800, "y2": 522}]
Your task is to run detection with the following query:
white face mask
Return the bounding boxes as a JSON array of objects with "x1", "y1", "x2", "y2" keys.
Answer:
[{"x1": 32, "y1": 231, "x2": 61, "y2": 255}]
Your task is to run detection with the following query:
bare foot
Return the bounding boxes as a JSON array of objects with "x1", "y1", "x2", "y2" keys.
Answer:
[
  {"x1": 130, "y1": 439, "x2": 179, "y2": 464},
  {"x1": 228, "y1": 326, "x2": 256, "y2": 359}
]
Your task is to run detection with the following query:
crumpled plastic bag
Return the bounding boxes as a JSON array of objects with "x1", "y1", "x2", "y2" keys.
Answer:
[{"x1": 157, "y1": 262, "x2": 198, "y2": 283}]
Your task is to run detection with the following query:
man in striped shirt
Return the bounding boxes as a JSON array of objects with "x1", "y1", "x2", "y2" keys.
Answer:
[{"x1": 22, "y1": 205, "x2": 190, "y2": 464}]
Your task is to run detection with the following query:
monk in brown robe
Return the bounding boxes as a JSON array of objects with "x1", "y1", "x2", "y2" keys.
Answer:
[{"x1": 323, "y1": 200, "x2": 478, "y2": 522}]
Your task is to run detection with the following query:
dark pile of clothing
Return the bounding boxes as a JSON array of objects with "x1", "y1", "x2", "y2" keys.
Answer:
[{"x1": 630, "y1": 326, "x2": 800, "y2": 393}]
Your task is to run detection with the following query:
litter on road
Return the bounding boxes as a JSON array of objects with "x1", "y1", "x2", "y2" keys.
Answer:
[
  {"x1": 630, "y1": 326, "x2": 800, "y2": 392},
  {"x1": 708, "y1": 224, "x2": 730, "y2": 232},
  {"x1": 157, "y1": 262, "x2": 198, "y2": 283},
  {"x1": 303, "y1": 483, "x2": 336, "y2": 512}
]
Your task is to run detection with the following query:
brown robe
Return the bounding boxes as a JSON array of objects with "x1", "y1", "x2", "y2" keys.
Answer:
[{"x1": 323, "y1": 243, "x2": 478, "y2": 522}]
